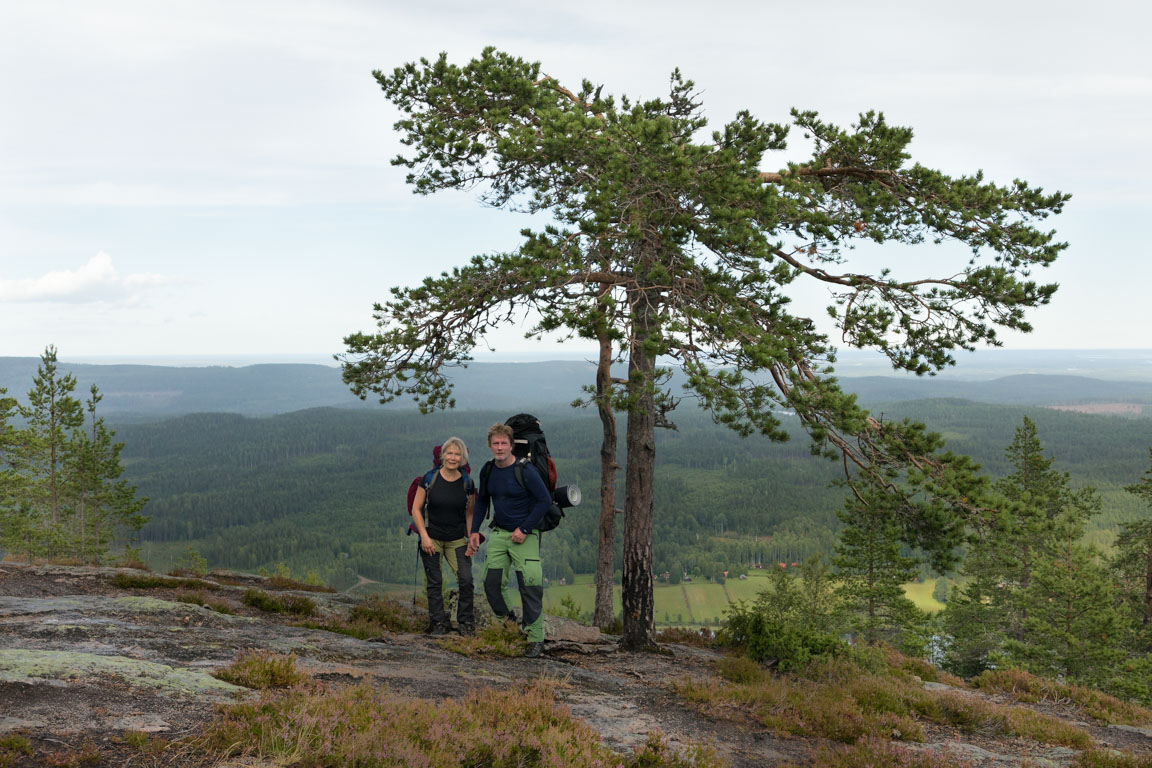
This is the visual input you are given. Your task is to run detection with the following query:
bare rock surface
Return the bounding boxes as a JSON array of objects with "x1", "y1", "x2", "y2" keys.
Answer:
[{"x1": 2, "y1": 562, "x2": 1152, "y2": 767}]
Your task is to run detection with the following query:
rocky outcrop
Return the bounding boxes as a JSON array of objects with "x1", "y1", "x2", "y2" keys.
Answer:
[{"x1": 3, "y1": 562, "x2": 1152, "y2": 767}]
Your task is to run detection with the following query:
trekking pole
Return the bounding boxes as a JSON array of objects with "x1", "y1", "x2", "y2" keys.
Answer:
[{"x1": 412, "y1": 543, "x2": 421, "y2": 608}]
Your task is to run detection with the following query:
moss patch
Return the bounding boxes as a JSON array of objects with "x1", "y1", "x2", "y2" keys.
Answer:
[{"x1": 0, "y1": 649, "x2": 246, "y2": 698}]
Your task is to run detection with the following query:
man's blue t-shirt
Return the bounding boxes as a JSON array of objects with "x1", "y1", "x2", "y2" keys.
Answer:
[{"x1": 473, "y1": 461, "x2": 551, "y2": 535}]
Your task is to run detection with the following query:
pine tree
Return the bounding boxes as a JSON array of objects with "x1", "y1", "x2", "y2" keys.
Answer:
[
  {"x1": 66, "y1": 385, "x2": 149, "y2": 562},
  {"x1": 1117, "y1": 449, "x2": 1152, "y2": 631},
  {"x1": 833, "y1": 487, "x2": 928, "y2": 653},
  {"x1": 1005, "y1": 534, "x2": 1127, "y2": 690},
  {"x1": 0, "y1": 387, "x2": 24, "y2": 555},
  {"x1": 943, "y1": 417, "x2": 1103, "y2": 677},
  {"x1": 16, "y1": 346, "x2": 85, "y2": 555},
  {"x1": 342, "y1": 49, "x2": 1069, "y2": 647}
]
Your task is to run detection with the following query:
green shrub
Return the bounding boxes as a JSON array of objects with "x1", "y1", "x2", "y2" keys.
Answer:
[
  {"x1": 718, "y1": 560, "x2": 845, "y2": 671},
  {"x1": 721, "y1": 599, "x2": 841, "y2": 671},
  {"x1": 280, "y1": 594, "x2": 316, "y2": 616}
]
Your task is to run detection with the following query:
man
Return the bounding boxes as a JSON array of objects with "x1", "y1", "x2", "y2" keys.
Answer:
[{"x1": 467, "y1": 422, "x2": 552, "y2": 658}]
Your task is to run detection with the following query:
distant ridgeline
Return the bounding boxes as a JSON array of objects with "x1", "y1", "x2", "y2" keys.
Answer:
[
  {"x1": 2, "y1": 353, "x2": 1151, "y2": 419},
  {"x1": 4, "y1": 356, "x2": 1148, "y2": 590}
]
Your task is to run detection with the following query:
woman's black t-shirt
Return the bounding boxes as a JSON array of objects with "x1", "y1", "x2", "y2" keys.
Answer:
[{"x1": 423, "y1": 473, "x2": 470, "y2": 541}]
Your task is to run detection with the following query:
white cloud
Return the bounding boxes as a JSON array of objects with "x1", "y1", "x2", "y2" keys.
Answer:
[{"x1": 0, "y1": 252, "x2": 183, "y2": 303}]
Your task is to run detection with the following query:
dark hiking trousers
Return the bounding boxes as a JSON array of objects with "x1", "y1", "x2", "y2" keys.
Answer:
[{"x1": 420, "y1": 539, "x2": 473, "y2": 627}]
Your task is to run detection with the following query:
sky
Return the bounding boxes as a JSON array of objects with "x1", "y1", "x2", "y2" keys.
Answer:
[{"x1": 1, "y1": 0, "x2": 1149, "y2": 367}]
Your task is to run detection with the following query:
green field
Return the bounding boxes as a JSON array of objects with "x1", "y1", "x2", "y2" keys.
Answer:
[{"x1": 358, "y1": 569, "x2": 947, "y2": 626}]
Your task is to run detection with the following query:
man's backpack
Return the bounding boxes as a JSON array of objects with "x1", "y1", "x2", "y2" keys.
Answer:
[
  {"x1": 479, "y1": 414, "x2": 565, "y2": 533},
  {"x1": 505, "y1": 413, "x2": 557, "y2": 492}
]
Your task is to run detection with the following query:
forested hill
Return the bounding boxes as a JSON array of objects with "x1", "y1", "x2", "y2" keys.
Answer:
[
  {"x1": 2, "y1": 355, "x2": 1151, "y2": 419},
  {"x1": 119, "y1": 399, "x2": 1152, "y2": 591}
]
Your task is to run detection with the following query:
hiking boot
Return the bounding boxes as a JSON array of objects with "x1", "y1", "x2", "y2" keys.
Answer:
[
  {"x1": 524, "y1": 641, "x2": 544, "y2": 659},
  {"x1": 457, "y1": 623, "x2": 475, "y2": 636},
  {"x1": 427, "y1": 621, "x2": 451, "y2": 636}
]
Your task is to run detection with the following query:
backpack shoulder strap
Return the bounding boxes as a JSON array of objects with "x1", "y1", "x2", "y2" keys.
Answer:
[
  {"x1": 512, "y1": 459, "x2": 528, "y2": 491},
  {"x1": 479, "y1": 460, "x2": 493, "y2": 493}
]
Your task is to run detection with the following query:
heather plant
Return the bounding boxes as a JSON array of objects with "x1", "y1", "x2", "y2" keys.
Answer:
[
  {"x1": 792, "y1": 737, "x2": 976, "y2": 768},
  {"x1": 173, "y1": 590, "x2": 205, "y2": 607},
  {"x1": 40, "y1": 739, "x2": 103, "y2": 767},
  {"x1": 109, "y1": 572, "x2": 219, "y2": 591},
  {"x1": 715, "y1": 655, "x2": 765, "y2": 685},
  {"x1": 240, "y1": 588, "x2": 316, "y2": 616},
  {"x1": 199, "y1": 679, "x2": 723, "y2": 767},
  {"x1": 1076, "y1": 751, "x2": 1152, "y2": 768},
  {"x1": 882, "y1": 646, "x2": 965, "y2": 687},
  {"x1": 0, "y1": 735, "x2": 32, "y2": 768},
  {"x1": 241, "y1": 588, "x2": 283, "y2": 612},
  {"x1": 122, "y1": 730, "x2": 169, "y2": 757},
  {"x1": 213, "y1": 650, "x2": 309, "y2": 690},
  {"x1": 972, "y1": 668, "x2": 1152, "y2": 726},
  {"x1": 675, "y1": 652, "x2": 1091, "y2": 748},
  {"x1": 654, "y1": 626, "x2": 717, "y2": 648},
  {"x1": 279, "y1": 594, "x2": 316, "y2": 616}
]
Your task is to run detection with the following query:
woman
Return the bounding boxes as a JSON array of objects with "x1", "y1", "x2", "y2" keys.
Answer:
[{"x1": 410, "y1": 437, "x2": 476, "y2": 635}]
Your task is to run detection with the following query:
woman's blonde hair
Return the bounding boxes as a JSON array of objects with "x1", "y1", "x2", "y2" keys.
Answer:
[{"x1": 440, "y1": 436, "x2": 469, "y2": 465}]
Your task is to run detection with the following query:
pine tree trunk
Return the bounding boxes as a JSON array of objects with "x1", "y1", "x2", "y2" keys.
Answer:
[
  {"x1": 1143, "y1": 546, "x2": 1152, "y2": 628},
  {"x1": 593, "y1": 331, "x2": 619, "y2": 630},
  {"x1": 621, "y1": 300, "x2": 657, "y2": 649}
]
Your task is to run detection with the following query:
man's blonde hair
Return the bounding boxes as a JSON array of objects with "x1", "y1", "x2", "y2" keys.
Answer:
[{"x1": 487, "y1": 423, "x2": 514, "y2": 444}]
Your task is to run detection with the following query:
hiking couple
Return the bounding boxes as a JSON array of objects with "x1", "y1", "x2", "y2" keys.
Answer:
[{"x1": 409, "y1": 423, "x2": 551, "y2": 658}]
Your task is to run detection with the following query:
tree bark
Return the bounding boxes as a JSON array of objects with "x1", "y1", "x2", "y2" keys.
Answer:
[
  {"x1": 1143, "y1": 544, "x2": 1152, "y2": 628},
  {"x1": 621, "y1": 295, "x2": 657, "y2": 649},
  {"x1": 593, "y1": 330, "x2": 619, "y2": 630}
]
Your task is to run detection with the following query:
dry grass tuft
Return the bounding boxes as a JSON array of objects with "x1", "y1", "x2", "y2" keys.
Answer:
[{"x1": 213, "y1": 650, "x2": 310, "y2": 690}]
